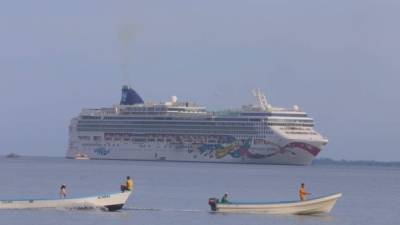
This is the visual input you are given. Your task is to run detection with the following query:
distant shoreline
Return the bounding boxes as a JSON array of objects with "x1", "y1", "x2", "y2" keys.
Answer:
[{"x1": 313, "y1": 158, "x2": 400, "y2": 167}]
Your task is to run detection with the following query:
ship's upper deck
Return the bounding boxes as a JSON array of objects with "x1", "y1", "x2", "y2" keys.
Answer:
[
  {"x1": 80, "y1": 95, "x2": 313, "y2": 127},
  {"x1": 81, "y1": 88, "x2": 310, "y2": 118}
]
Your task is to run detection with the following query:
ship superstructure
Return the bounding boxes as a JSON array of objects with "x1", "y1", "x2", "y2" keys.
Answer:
[{"x1": 67, "y1": 86, "x2": 327, "y2": 165}]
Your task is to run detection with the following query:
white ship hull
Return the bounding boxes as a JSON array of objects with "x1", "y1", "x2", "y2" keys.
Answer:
[{"x1": 67, "y1": 135, "x2": 323, "y2": 165}]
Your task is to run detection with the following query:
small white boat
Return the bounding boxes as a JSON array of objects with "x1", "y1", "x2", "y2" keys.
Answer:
[
  {"x1": 0, "y1": 191, "x2": 132, "y2": 211},
  {"x1": 74, "y1": 153, "x2": 90, "y2": 160},
  {"x1": 208, "y1": 193, "x2": 342, "y2": 215}
]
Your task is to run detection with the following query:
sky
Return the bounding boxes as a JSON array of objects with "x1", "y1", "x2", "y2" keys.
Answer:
[{"x1": 0, "y1": 0, "x2": 399, "y2": 161}]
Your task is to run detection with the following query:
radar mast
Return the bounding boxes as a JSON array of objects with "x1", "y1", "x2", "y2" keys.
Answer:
[{"x1": 252, "y1": 89, "x2": 270, "y2": 111}]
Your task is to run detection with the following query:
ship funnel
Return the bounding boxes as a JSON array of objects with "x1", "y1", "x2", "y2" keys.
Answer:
[{"x1": 120, "y1": 85, "x2": 144, "y2": 105}]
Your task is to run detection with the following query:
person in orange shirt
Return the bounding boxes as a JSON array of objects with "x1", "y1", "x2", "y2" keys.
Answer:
[
  {"x1": 120, "y1": 176, "x2": 134, "y2": 192},
  {"x1": 299, "y1": 183, "x2": 311, "y2": 201}
]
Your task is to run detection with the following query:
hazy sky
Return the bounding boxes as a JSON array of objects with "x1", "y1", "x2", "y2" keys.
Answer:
[{"x1": 1, "y1": 0, "x2": 399, "y2": 161}]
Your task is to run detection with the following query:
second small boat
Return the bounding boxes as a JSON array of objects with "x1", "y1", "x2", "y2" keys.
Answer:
[{"x1": 208, "y1": 193, "x2": 342, "y2": 215}]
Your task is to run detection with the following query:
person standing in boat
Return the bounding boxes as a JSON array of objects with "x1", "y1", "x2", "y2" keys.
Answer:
[
  {"x1": 60, "y1": 184, "x2": 67, "y2": 199},
  {"x1": 120, "y1": 176, "x2": 134, "y2": 192},
  {"x1": 221, "y1": 193, "x2": 229, "y2": 203},
  {"x1": 299, "y1": 183, "x2": 311, "y2": 201}
]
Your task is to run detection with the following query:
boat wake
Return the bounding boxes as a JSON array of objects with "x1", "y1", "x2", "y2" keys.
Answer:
[
  {"x1": 123, "y1": 207, "x2": 205, "y2": 213},
  {"x1": 55, "y1": 203, "x2": 107, "y2": 212}
]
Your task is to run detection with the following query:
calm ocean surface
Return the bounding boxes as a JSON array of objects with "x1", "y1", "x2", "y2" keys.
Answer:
[{"x1": 0, "y1": 157, "x2": 399, "y2": 225}]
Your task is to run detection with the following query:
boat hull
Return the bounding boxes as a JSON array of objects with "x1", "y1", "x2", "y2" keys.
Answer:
[
  {"x1": 210, "y1": 193, "x2": 342, "y2": 215},
  {"x1": 67, "y1": 139, "x2": 324, "y2": 166},
  {"x1": 0, "y1": 191, "x2": 132, "y2": 211}
]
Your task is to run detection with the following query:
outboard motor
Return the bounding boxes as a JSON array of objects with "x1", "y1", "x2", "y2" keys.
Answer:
[{"x1": 208, "y1": 198, "x2": 219, "y2": 211}]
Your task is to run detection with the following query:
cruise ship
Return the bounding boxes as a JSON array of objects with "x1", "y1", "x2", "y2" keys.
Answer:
[{"x1": 66, "y1": 86, "x2": 328, "y2": 165}]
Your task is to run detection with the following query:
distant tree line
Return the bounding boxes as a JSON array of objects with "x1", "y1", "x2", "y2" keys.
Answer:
[{"x1": 313, "y1": 158, "x2": 400, "y2": 167}]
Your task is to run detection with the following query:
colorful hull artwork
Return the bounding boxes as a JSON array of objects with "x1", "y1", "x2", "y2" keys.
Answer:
[{"x1": 198, "y1": 138, "x2": 320, "y2": 159}]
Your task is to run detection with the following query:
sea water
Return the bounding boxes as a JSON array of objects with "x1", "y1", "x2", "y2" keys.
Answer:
[{"x1": 0, "y1": 157, "x2": 398, "y2": 225}]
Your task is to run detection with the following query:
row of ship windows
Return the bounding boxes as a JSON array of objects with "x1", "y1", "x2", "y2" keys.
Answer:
[
  {"x1": 78, "y1": 120, "x2": 313, "y2": 127},
  {"x1": 77, "y1": 122, "x2": 311, "y2": 130},
  {"x1": 119, "y1": 107, "x2": 205, "y2": 112},
  {"x1": 77, "y1": 124, "x2": 259, "y2": 131},
  {"x1": 78, "y1": 133, "x2": 252, "y2": 143},
  {"x1": 241, "y1": 113, "x2": 308, "y2": 117},
  {"x1": 80, "y1": 144, "x2": 233, "y2": 149},
  {"x1": 81, "y1": 116, "x2": 309, "y2": 121},
  {"x1": 81, "y1": 116, "x2": 262, "y2": 122},
  {"x1": 78, "y1": 120, "x2": 313, "y2": 128},
  {"x1": 280, "y1": 127, "x2": 312, "y2": 131},
  {"x1": 77, "y1": 126, "x2": 263, "y2": 132},
  {"x1": 85, "y1": 133, "x2": 256, "y2": 140},
  {"x1": 77, "y1": 128, "x2": 258, "y2": 135},
  {"x1": 81, "y1": 139, "x2": 234, "y2": 145},
  {"x1": 78, "y1": 120, "x2": 260, "y2": 126},
  {"x1": 267, "y1": 123, "x2": 313, "y2": 127},
  {"x1": 285, "y1": 131, "x2": 318, "y2": 135},
  {"x1": 80, "y1": 120, "x2": 311, "y2": 125},
  {"x1": 77, "y1": 122, "x2": 310, "y2": 130},
  {"x1": 267, "y1": 119, "x2": 313, "y2": 123},
  {"x1": 81, "y1": 142, "x2": 269, "y2": 147},
  {"x1": 82, "y1": 143, "x2": 126, "y2": 147},
  {"x1": 79, "y1": 137, "x2": 267, "y2": 144}
]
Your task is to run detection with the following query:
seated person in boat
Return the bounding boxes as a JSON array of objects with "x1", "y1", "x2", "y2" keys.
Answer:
[
  {"x1": 220, "y1": 193, "x2": 230, "y2": 203},
  {"x1": 299, "y1": 183, "x2": 311, "y2": 201},
  {"x1": 120, "y1": 176, "x2": 134, "y2": 192},
  {"x1": 60, "y1": 184, "x2": 67, "y2": 199}
]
